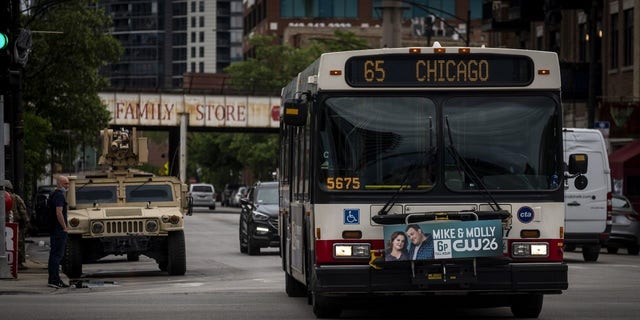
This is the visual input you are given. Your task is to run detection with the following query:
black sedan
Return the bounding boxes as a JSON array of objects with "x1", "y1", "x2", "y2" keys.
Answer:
[{"x1": 239, "y1": 181, "x2": 279, "y2": 255}]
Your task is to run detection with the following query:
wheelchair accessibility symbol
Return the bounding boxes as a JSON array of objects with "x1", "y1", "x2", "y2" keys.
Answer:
[{"x1": 344, "y1": 209, "x2": 360, "y2": 225}]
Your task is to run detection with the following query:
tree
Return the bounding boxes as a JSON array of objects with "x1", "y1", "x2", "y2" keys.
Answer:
[
  {"x1": 21, "y1": 0, "x2": 122, "y2": 183},
  {"x1": 188, "y1": 31, "x2": 369, "y2": 187},
  {"x1": 224, "y1": 30, "x2": 369, "y2": 96}
]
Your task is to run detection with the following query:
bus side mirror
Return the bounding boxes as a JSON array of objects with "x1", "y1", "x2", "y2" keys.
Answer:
[
  {"x1": 282, "y1": 99, "x2": 307, "y2": 126},
  {"x1": 567, "y1": 153, "x2": 588, "y2": 175}
]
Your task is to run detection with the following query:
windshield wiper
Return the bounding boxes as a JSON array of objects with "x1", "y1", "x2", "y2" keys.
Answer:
[
  {"x1": 377, "y1": 146, "x2": 437, "y2": 216},
  {"x1": 378, "y1": 116, "x2": 437, "y2": 216},
  {"x1": 445, "y1": 117, "x2": 502, "y2": 212},
  {"x1": 76, "y1": 179, "x2": 93, "y2": 192}
]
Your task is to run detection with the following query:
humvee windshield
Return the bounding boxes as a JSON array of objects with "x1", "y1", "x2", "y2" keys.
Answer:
[{"x1": 75, "y1": 184, "x2": 174, "y2": 204}]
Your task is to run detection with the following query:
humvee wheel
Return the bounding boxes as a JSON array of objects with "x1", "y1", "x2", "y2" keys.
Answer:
[
  {"x1": 167, "y1": 230, "x2": 186, "y2": 275},
  {"x1": 63, "y1": 235, "x2": 83, "y2": 278}
]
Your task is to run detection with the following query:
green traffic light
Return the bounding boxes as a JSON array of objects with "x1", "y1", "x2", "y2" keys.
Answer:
[{"x1": 0, "y1": 32, "x2": 8, "y2": 50}]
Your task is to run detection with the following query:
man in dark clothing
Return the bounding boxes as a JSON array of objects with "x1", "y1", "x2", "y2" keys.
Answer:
[
  {"x1": 406, "y1": 224, "x2": 434, "y2": 260},
  {"x1": 48, "y1": 175, "x2": 70, "y2": 288}
]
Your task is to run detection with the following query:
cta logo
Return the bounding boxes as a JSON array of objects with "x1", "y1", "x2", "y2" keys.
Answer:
[{"x1": 517, "y1": 206, "x2": 535, "y2": 223}]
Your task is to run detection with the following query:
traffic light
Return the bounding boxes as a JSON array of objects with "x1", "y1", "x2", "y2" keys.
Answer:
[{"x1": 0, "y1": 32, "x2": 8, "y2": 50}]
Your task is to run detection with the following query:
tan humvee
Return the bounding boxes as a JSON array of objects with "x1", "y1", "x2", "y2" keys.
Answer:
[{"x1": 63, "y1": 128, "x2": 189, "y2": 278}]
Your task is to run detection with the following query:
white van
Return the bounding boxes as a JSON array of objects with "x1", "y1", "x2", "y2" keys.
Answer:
[{"x1": 563, "y1": 128, "x2": 612, "y2": 262}]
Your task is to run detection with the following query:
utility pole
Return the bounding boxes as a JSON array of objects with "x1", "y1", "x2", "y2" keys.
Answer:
[
  {"x1": 379, "y1": 0, "x2": 405, "y2": 48},
  {"x1": 0, "y1": 95, "x2": 10, "y2": 279},
  {"x1": 0, "y1": 0, "x2": 12, "y2": 279},
  {"x1": 586, "y1": 0, "x2": 601, "y2": 129}
]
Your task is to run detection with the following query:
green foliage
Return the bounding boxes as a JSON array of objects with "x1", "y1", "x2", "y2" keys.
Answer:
[
  {"x1": 224, "y1": 30, "x2": 370, "y2": 95},
  {"x1": 187, "y1": 131, "x2": 280, "y2": 188},
  {"x1": 21, "y1": 0, "x2": 122, "y2": 179}
]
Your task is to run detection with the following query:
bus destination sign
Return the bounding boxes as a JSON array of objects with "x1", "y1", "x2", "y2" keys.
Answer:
[{"x1": 345, "y1": 54, "x2": 534, "y2": 87}]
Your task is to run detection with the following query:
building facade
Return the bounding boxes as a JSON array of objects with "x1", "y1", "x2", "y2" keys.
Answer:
[
  {"x1": 243, "y1": 0, "x2": 485, "y2": 55},
  {"x1": 98, "y1": 0, "x2": 243, "y2": 90}
]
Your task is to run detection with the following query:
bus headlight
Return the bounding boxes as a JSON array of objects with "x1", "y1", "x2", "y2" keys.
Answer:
[
  {"x1": 512, "y1": 242, "x2": 548, "y2": 257},
  {"x1": 333, "y1": 243, "x2": 371, "y2": 258}
]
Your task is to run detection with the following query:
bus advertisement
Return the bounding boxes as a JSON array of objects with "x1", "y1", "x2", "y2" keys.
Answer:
[{"x1": 279, "y1": 44, "x2": 577, "y2": 318}]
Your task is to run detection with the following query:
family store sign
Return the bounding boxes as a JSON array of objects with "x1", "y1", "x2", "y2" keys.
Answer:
[{"x1": 99, "y1": 93, "x2": 281, "y2": 128}]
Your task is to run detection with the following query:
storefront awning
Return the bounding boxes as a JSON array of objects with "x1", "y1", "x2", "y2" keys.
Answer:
[{"x1": 609, "y1": 139, "x2": 640, "y2": 179}]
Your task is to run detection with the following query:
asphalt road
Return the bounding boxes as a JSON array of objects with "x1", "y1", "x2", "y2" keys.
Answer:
[{"x1": 2, "y1": 204, "x2": 640, "y2": 319}]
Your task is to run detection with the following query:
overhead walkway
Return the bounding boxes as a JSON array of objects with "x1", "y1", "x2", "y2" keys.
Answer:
[{"x1": 99, "y1": 92, "x2": 280, "y2": 132}]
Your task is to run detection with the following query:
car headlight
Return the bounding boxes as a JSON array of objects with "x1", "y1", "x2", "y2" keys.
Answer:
[
  {"x1": 91, "y1": 221, "x2": 104, "y2": 234},
  {"x1": 252, "y1": 211, "x2": 269, "y2": 221},
  {"x1": 512, "y1": 242, "x2": 548, "y2": 257},
  {"x1": 145, "y1": 219, "x2": 158, "y2": 232},
  {"x1": 333, "y1": 243, "x2": 371, "y2": 259},
  {"x1": 69, "y1": 217, "x2": 80, "y2": 227},
  {"x1": 162, "y1": 215, "x2": 181, "y2": 224}
]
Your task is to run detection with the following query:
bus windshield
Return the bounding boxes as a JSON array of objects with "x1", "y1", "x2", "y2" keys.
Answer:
[
  {"x1": 443, "y1": 96, "x2": 560, "y2": 191},
  {"x1": 319, "y1": 96, "x2": 437, "y2": 191},
  {"x1": 317, "y1": 95, "x2": 560, "y2": 192}
]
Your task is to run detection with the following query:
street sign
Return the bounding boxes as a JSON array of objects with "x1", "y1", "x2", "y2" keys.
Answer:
[{"x1": 595, "y1": 121, "x2": 610, "y2": 138}]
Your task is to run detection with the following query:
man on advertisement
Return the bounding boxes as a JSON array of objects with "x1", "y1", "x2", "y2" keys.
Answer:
[{"x1": 406, "y1": 224, "x2": 434, "y2": 260}]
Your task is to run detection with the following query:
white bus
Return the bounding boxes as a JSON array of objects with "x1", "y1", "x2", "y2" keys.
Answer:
[{"x1": 279, "y1": 44, "x2": 577, "y2": 318}]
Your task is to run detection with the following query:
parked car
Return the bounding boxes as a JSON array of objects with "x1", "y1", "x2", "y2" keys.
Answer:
[
  {"x1": 29, "y1": 185, "x2": 56, "y2": 235},
  {"x1": 231, "y1": 186, "x2": 248, "y2": 207},
  {"x1": 221, "y1": 183, "x2": 242, "y2": 207},
  {"x1": 605, "y1": 194, "x2": 640, "y2": 255},
  {"x1": 188, "y1": 183, "x2": 216, "y2": 210},
  {"x1": 238, "y1": 181, "x2": 279, "y2": 255}
]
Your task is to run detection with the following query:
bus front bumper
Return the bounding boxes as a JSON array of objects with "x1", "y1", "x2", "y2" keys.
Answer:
[{"x1": 314, "y1": 262, "x2": 568, "y2": 294}]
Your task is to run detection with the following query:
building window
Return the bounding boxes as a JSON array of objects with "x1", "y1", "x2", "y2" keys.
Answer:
[
  {"x1": 200, "y1": 16, "x2": 205, "y2": 28},
  {"x1": 281, "y1": 0, "x2": 357, "y2": 18},
  {"x1": 199, "y1": 32, "x2": 204, "y2": 42},
  {"x1": 191, "y1": 47, "x2": 196, "y2": 58},
  {"x1": 191, "y1": 62, "x2": 196, "y2": 72},
  {"x1": 623, "y1": 8, "x2": 633, "y2": 67},
  {"x1": 610, "y1": 13, "x2": 619, "y2": 69},
  {"x1": 191, "y1": 1, "x2": 196, "y2": 13},
  {"x1": 191, "y1": 32, "x2": 196, "y2": 43},
  {"x1": 200, "y1": 47, "x2": 204, "y2": 57},
  {"x1": 199, "y1": 1, "x2": 204, "y2": 12},
  {"x1": 191, "y1": 17, "x2": 196, "y2": 28},
  {"x1": 199, "y1": 62, "x2": 204, "y2": 72}
]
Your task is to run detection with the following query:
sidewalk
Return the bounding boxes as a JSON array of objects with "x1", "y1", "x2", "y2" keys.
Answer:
[{"x1": 0, "y1": 237, "x2": 63, "y2": 294}]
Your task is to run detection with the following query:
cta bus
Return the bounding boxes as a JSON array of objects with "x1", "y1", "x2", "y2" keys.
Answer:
[{"x1": 279, "y1": 43, "x2": 575, "y2": 318}]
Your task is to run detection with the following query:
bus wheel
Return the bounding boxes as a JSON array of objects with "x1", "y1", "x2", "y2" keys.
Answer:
[
  {"x1": 582, "y1": 244, "x2": 600, "y2": 262},
  {"x1": 312, "y1": 292, "x2": 341, "y2": 319},
  {"x1": 510, "y1": 294, "x2": 543, "y2": 318},
  {"x1": 285, "y1": 273, "x2": 307, "y2": 297}
]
